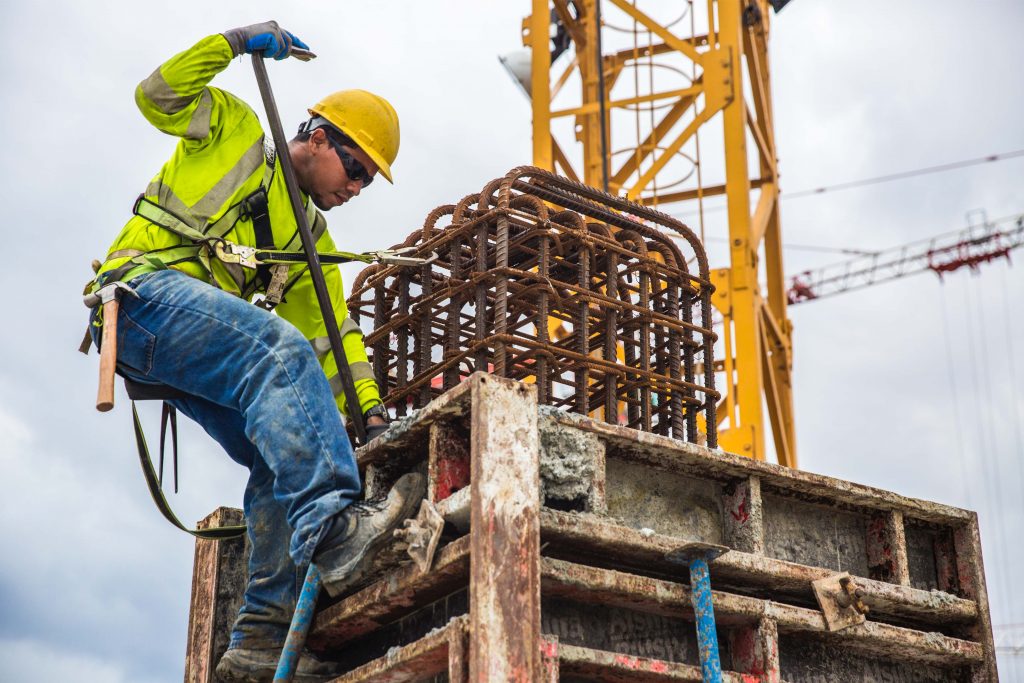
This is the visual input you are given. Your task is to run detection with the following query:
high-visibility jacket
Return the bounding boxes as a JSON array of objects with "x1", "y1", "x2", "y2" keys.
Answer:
[{"x1": 94, "y1": 34, "x2": 381, "y2": 418}]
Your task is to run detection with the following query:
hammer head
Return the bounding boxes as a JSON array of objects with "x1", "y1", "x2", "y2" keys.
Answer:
[{"x1": 83, "y1": 281, "x2": 135, "y2": 309}]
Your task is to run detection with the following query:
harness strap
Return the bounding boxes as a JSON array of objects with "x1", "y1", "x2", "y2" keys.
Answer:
[{"x1": 131, "y1": 402, "x2": 247, "y2": 540}]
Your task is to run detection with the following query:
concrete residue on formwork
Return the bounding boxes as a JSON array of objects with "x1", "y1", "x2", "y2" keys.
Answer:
[
  {"x1": 538, "y1": 410, "x2": 600, "y2": 508},
  {"x1": 604, "y1": 456, "x2": 724, "y2": 544}
]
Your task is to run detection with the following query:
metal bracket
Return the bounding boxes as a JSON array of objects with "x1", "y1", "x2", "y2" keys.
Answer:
[
  {"x1": 812, "y1": 572, "x2": 870, "y2": 632},
  {"x1": 394, "y1": 500, "x2": 445, "y2": 573},
  {"x1": 213, "y1": 242, "x2": 261, "y2": 269}
]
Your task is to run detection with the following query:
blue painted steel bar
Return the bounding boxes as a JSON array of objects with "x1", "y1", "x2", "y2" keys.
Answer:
[
  {"x1": 274, "y1": 563, "x2": 322, "y2": 683},
  {"x1": 689, "y1": 557, "x2": 724, "y2": 683}
]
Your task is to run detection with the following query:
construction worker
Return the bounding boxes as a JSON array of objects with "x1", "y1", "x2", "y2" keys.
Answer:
[{"x1": 85, "y1": 22, "x2": 423, "y2": 682}]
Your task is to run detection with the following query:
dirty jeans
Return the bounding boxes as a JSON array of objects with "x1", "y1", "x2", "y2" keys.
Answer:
[{"x1": 89, "y1": 269, "x2": 361, "y2": 649}]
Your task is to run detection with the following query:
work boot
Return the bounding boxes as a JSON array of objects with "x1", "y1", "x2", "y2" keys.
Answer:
[
  {"x1": 314, "y1": 472, "x2": 426, "y2": 597},
  {"x1": 215, "y1": 646, "x2": 342, "y2": 683}
]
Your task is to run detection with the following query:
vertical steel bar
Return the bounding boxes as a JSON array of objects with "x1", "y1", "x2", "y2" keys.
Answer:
[
  {"x1": 689, "y1": 557, "x2": 723, "y2": 683},
  {"x1": 604, "y1": 250, "x2": 619, "y2": 420},
  {"x1": 273, "y1": 564, "x2": 322, "y2": 683},
  {"x1": 537, "y1": 232, "x2": 551, "y2": 404},
  {"x1": 494, "y1": 214, "x2": 510, "y2": 375},
  {"x1": 250, "y1": 55, "x2": 365, "y2": 444},
  {"x1": 576, "y1": 243, "x2": 591, "y2": 415},
  {"x1": 639, "y1": 265, "x2": 652, "y2": 432},
  {"x1": 444, "y1": 236, "x2": 464, "y2": 390},
  {"x1": 418, "y1": 265, "x2": 434, "y2": 405},
  {"x1": 474, "y1": 221, "x2": 490, "y2": 372},
  {"x1": 396, "y1": 271, "x2": 410, "y2": 415}
]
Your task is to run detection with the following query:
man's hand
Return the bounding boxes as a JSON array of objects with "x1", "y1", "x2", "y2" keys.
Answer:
[{"x1": 223, "y1": 21, "x2": 315, "y2": 61}]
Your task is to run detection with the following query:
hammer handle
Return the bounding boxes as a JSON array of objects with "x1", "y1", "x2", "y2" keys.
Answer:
[{"x1": 96, "y1": 298, "x2": 120, "y2": 412}]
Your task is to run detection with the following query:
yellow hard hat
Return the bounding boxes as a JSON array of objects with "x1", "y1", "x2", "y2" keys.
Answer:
[{"x1": 308, "y1": 89, "x2": 400, "y2": 183}]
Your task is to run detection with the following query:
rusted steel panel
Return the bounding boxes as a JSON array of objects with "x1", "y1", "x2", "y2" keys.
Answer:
[
  {"x1": 723, "y1": 476, "x2": 764, "y2": 555},
  {"x1": 309, "y1": 536, "x2": 470, "y2": 651},
  {"x1": 730, "y1": 621, "x2": 780, "y2": 680},
  {"x1": 355, "y1": 375, "x2": 474, "y2": 469},
  {"x1": 547, "y1": 411, "x2": 973, "y2": 525},
  {"x1": 540, "y1": 636, "x2": 560, "y2": 682},
  {"x1": 954, "y1": 516, "x2": 999, "y2": 682},
  {"x1": 183, "y1": 507, "x2": 247, "y2": 683},
  {"x1": 331, "y1": 615, "x2": 466, "y2": 683},
  {"x1": 448, "y1": 625, "x2": 470, "y2": 683},
  {"x1": 540, "y1": 557, "x2": 984, "y2": 667},
  {"x1": 555, "y1": 643, "x2": 756, "y2": 682},
  {"x1": 539, "y1": 509, "x2": 978, "y2": 625},
  {"x1": 867, "y1": 510, "x2": 911, "y2": 586},
  {"x1": 468, "y1": 375, "x2": 542, "y2": 681},
  {"x1": 429, "y1": 418, "x2": 471, "y2": 503},
  {"x1": 757, "y1": 618, "x2": 781, "y2": 683}
]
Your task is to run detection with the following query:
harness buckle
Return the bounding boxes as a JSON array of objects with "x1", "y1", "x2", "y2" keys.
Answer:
[{"x1": 213, "y1": 241, "x2": 261, "y2": 269}]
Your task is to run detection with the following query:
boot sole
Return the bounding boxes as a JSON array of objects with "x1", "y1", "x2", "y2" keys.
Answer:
[{"x1": 318, "y1": 473, "x2": 425, "y2": 597}]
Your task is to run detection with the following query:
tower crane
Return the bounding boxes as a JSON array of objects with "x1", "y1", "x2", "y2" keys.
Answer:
[
  {"x1": 511, "y1": 0, "x2": 797, "y2": 465},
  {"x1": 787, "y1": 212, "x2": 1024, "y2": 305}
]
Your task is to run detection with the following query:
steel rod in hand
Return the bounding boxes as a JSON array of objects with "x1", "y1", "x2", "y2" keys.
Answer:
[{"x1": 250, "y1": 54, "x2": 367, "y2": 445}]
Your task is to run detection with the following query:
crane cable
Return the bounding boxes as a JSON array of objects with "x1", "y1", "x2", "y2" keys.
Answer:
[{"x1": 964, "y1": 274, "x2": 1014, "y2": 624}]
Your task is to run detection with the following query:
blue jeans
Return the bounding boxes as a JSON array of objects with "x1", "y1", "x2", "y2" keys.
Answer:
[{"x1": 90, "y1": 269, "x2": 362, "y2": 649}]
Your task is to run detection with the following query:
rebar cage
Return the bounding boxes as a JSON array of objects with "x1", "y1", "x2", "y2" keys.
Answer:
[{"x1": 348, "y1": 167, "x2": 718, "y2": 446}]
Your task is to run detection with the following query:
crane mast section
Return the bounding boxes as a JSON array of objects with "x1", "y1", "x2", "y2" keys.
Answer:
[{"x1": 525, "y1": 0, "x2": 796, "y2": 467}]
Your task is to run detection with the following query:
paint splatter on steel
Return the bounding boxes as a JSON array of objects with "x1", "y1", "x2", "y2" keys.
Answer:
[
  {"x1": 349, "y1": 166, "x2": 718, "y2": 445},
  {"x1": 689, "y1": 556, "x2": 725, "y2": 683}
]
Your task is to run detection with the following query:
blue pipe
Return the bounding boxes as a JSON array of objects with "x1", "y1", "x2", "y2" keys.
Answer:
[
  {"x1": 274, "y1": 563, "x2": 322, "y2": 682},
  {"x1": 689, "y1": 557, "x2": 723, "y2": 683}
]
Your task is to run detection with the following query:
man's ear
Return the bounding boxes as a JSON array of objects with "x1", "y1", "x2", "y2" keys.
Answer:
[{"x1": 309, "y1": 128, "x2": 329, "y2": 152}]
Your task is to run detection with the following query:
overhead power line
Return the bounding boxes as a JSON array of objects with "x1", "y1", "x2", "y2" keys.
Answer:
[
  {"x1": 785, "y1": 149, "x2": 1024, "y2": 199},
  {"x1": 669, "y1": 147, "x2": 1024, "y2": 221}
]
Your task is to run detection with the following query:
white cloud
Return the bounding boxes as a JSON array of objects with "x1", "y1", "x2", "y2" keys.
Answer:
[{"x1": 0, "y1": 638, "x2": 164, "y2": 683}]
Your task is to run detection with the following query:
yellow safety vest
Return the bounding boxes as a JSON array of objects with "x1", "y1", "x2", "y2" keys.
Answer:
[{"x1": 92, "y1": 34, "x2": 381, "y2": 417}]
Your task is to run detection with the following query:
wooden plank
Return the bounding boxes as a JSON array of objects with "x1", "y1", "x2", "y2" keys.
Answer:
[
  {"x1": 540, "y1": 557, "x2": 984, "y2": 667},
  {"x1": 469, "y1": 374, "x2": 542, "y2": 681}
]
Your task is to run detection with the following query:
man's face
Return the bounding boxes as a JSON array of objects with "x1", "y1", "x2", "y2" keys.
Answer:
[{"x1": 303, "y1": 128, "x2": 378, "y2": 211}]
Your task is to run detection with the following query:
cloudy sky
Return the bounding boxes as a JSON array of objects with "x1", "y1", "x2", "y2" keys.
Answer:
[{"x1": 1, "y1": 1, "x2": 1022, "y2": 680}]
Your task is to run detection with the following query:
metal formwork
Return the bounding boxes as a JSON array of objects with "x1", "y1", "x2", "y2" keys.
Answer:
[
  {"x1": 348, "y1": 166, "x2": 718, "y2": 445},
  {"x1": 186, "y1": 375, "x2": 998, "y2": 682}
]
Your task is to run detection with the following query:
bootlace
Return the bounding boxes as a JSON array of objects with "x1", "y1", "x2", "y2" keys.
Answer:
[{"x1": 348, "y1": 495, "x2": 388, "y2": 516}]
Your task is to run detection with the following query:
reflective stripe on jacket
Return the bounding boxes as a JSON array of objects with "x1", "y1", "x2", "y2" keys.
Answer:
[{"x1": 96, "y1": 34, "x2": 381, "y2": 417}]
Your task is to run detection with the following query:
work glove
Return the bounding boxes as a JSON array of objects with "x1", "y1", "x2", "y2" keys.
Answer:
[
  {"x1": 365, "y1": 422, "x2": 389, "y2": 442},
  {"x1": 222, "y1": 21, "x2": 315, "y2": 61}
]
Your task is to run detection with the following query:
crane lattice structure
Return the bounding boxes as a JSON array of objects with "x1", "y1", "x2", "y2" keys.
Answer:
[
  {"x1": 787, "y1": 214, "x2": 1024, "y2": 305},
  {"x1": 520, "y1": 0, "x2": 796, "y2": 466}
]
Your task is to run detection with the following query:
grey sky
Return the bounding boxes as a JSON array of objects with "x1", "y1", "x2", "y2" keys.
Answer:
[{"x1": 1, "y1": 1, "x2": 1022, "y2": 680}]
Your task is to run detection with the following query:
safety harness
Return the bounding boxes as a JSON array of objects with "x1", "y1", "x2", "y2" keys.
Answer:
[{"x1": 85, "y1": 141, "x2": 435, "y2": 540}]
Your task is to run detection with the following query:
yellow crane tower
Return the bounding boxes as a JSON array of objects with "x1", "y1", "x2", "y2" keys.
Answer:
[{"x1": 513, "y1": 0, "x2": 796, "y2": 467}]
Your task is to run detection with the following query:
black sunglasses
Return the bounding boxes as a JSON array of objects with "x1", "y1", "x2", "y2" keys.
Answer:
[{"x1": 324, "y1": 134, "x2": 374, "y2": 187}]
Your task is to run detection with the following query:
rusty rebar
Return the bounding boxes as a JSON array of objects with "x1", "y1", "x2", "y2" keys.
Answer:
[{"x1": 348, "y1": 167, "x2": 719, "y2": 446}]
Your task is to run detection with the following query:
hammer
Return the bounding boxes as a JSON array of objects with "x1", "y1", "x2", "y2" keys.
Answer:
[{"x1": 83, "y1": 281, "x2": 135, "y2": 412}]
